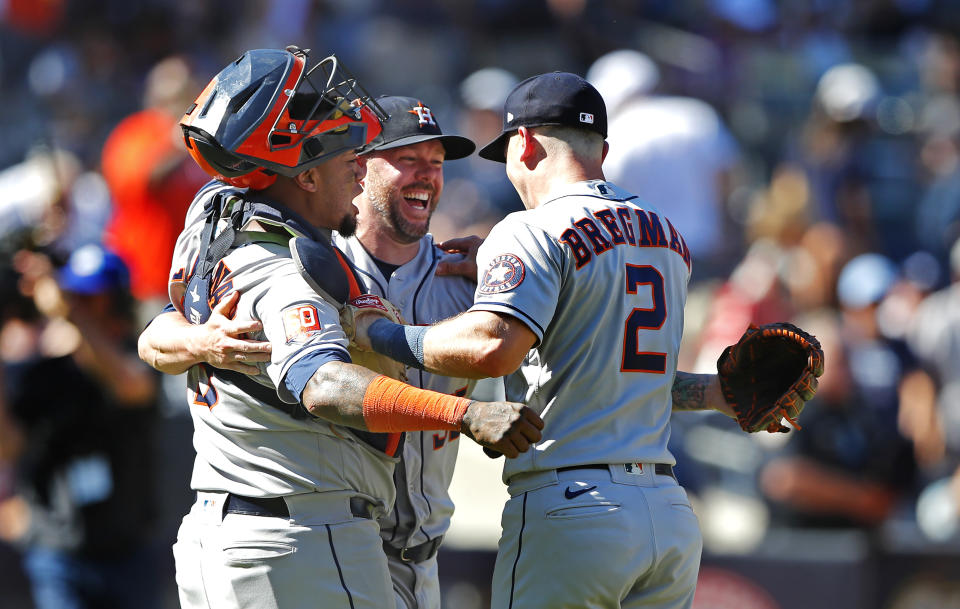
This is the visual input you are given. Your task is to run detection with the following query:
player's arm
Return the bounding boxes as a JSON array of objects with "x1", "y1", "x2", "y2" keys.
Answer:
[
  {"x1": 671, "y1": 371, "x2": 734, "y2": 418},
  {"x1": 137, "y1": 291, "x2": 271, "y2": 375},
  {"x1": 355, "y1": 309, "x2": 536, "y2": 380},
  {"x1": 297, "y1": 360, "x2": 542, "y2": 458},
  {"x1": 356, "y1": 307, "x2": 731, "y2": 419},
  {"x1": 423, "y1": 310, "x2": 536, "y2": 378}
]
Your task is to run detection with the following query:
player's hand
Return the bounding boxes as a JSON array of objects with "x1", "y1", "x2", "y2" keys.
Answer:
[
  {"x1": 460, "y1": 401, "x2": 544, "y2": 459},
  {"x1": 435, "y1": 235, "x2": 483, "y2": 280},
  {"x1": 194, "y1": 291, "x2": 271, "y2": 374}
]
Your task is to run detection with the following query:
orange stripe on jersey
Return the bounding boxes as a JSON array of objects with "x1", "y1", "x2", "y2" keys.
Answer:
[
  {"x1": 334, "y1": 247, "x2": 363, "y2": 299},
  {"x1": 334, "y1": 245, "x2": 404, "y2": 452}
]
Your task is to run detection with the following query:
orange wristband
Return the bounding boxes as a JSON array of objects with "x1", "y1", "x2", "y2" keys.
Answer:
[{"x1": 361, "y1": 375, "x2": 471, "y2": 432}]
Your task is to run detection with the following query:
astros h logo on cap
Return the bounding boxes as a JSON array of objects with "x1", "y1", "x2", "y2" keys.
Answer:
[{"x1": 361, "y1": 95, "x2": 475, "y2": 160}]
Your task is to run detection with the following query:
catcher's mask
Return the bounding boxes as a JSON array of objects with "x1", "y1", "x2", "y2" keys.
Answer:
[{"x1": 180, "y1": 46, "x2": 386, "y2": 190}]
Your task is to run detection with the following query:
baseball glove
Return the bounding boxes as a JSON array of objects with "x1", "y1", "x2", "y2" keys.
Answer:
[
  {"x1": 342, "y1": 294, "x2": 408, "y2": 383},
  {"x1": 717, "y1": 322, "x2": 824, "y2": 433}
]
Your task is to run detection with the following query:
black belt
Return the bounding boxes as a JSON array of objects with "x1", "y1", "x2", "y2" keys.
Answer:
[
  {"x1": 557, "y1": 463, "x2": 676, "y2": 480},
  {"x1": 382, "y1": 536, "x2": 444, "y2": 563},
  {"x1": 223, "y1": 494, "x2": 377, "y2": 519}
]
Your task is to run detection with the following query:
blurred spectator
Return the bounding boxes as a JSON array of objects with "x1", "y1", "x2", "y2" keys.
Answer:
[
  {"x1": 0, "y1": 146, "x2": 79, "y2": 254},
  {"x1": 432, "y1": 66, "x2": 522, "y2": 242},
  {"x1": 0, "y1": 244, "x2": 160, "y2": 609},
  {"x1": 906, "y1": 238, "x2": 960, "y2": 511},
  {"x1": 587, "y1": 48, "x2": 743, "y2": 279},
  {"x1": 914, "y1": 33, "x2": 960, "y2": 267},
  {"x1": 789, "y1": 62, "x2": 922, "y2": 260},
  {"x1": 100, "y1": 56, "x2": 209, "y2": 313},
  {"x1": 684, "y1": 165, "x2": 827, "y2": 372},
  {"x1": 759, "y1": 255, "x2": 919, "y2": 531}
]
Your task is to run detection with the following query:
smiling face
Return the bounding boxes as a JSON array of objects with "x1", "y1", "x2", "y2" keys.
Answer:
[{"x1": 360, "y1": 139, "x2": 445, "y2": 244}]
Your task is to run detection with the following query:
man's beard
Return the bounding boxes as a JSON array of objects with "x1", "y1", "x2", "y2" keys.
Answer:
[
  {"x1": 338, "y1": 212, "x2": 358, "y2": 237},
  {"x1": 366, "y1": 177, "x2": 432, "y2": 244}
]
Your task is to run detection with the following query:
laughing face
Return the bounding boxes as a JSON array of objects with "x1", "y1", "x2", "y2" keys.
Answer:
[{"x1": 360, "y1": 139, "x2": 445, "y2": 244}]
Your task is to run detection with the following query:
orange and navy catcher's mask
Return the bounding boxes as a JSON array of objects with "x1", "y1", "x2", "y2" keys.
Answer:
[{"x1": 180, "y1": 46, "x2": 385, "y2": 190}]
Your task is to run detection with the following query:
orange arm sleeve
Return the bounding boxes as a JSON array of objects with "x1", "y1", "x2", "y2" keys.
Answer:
[{"x1": 362, "y1": 375, "x2": 471, "y2": 432}]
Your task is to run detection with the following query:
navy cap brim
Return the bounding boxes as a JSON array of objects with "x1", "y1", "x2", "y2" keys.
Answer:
[
  {"x1": 367, "y1": 133, "x2": 476, "y2": 160},
  {"x1": 478, "y1": 131, "x2": 512, "y2": 163}
]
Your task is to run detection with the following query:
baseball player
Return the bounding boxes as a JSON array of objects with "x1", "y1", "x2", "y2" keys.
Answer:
[
  {"x1": 137, "y1": 48, "x2": 542, "y2": 609},
  {"x1": 335, "y1": 95, "x2": 481, "y2": 609},
  {"x1": 350, "y1": 73, "x2": 740, "y2": 609}
]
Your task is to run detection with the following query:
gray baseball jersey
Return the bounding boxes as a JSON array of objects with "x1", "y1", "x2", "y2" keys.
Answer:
[
  {"x1": 168, "y1": 182, "x2": 398, "y2": 609},
  {"x1": 472, "y1": 179, "x2": 701, "y2": 609},
  {"x1": 334, "y1": 232, "x2": 476, "y2": 609},
  {"x1": 169, "y1": 182, "x2": 397, "y2": 503},
  {"x1": 472, "y1": 179, "x2": 691, "y2": 480}
]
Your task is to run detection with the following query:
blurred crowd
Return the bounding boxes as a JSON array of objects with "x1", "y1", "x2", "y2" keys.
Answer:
[{"x1": 2, "y1": 0, "x2": 960, "y2": 606}]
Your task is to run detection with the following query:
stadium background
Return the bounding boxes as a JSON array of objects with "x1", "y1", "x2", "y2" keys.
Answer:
[{"x1": 2, "y1": 1, "x2": 960, "y2": 607}]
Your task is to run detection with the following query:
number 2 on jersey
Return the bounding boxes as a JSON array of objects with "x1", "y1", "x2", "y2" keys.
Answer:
[{"x1": 622, "y1": 264, "x2": 667, "y2": 373}]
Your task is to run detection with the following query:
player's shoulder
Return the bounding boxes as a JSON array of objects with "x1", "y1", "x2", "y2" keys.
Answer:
[{"x1": 183, "y1": 180, "x2": 245, "y2": 226}]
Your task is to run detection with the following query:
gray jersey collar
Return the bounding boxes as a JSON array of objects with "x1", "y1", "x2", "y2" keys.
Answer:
[{"x1": 541, "y1": 180, "x2": 634, "y2": 206}]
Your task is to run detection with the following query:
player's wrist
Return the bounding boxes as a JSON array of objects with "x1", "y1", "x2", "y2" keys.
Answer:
[
  {"x1": 459, "y1": 400, "x2": 480, "y2": 436},
  {"x1": 184, "y1": 326, "x2": 206, "y2": 365},
  {"x1": 368, "y1": 319, "x2": 427, "y2": 369}
]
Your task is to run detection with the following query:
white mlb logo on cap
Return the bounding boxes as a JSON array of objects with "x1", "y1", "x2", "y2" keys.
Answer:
[{"x1": 579, "y1": 112, "x2": 594, "y2": 124}]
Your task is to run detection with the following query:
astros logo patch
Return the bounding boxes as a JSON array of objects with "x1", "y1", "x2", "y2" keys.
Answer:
[
  {"x1": 408, "y1": 101, "x2": 437, "y2": 127},
  {"x1": 479, "y1": 254, "x2": 525, "y2": 295},
  {"x1": 282, "y1": 304, "x2": 322, "y2": 343}
]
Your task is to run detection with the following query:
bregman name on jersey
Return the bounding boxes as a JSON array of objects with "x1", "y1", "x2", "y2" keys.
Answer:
[{"x1": 557, "y1": 187, "x2": 692, "y2": 272}]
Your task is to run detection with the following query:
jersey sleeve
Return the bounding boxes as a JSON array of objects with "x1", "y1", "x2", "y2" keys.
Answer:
[
  {"x1": 469, "y1": 216, "x2": 562, "y2": 344},
  {"x1": 254, "y1": 263, "x2": 351, "y2": 404}
]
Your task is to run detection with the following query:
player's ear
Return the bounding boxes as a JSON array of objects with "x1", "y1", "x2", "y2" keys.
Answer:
[
  {"x1": 294, "y1": 167, "x2": 320, "y2": 193},
  {"x1": 517, "y1": 126, "x2": 537, "y2": 164},
  {"x1": 601, "y1": 140, "x2": 609, "y2": 163}
]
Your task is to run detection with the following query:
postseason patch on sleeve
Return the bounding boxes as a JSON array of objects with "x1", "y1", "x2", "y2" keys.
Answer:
[
  {"x1": 281, "y1": 304, "x2": 322, "y2": 343},
  {"x1": 478, "y1": 253, "x2": 525, "y2": 295}
]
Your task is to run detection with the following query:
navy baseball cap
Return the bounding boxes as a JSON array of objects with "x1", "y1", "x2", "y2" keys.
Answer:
[
  {"x1": 478, "y1": 72, "x2": 608, "y2": 163},
  {"x1": 361, "y1": 95, "x2": 475, "y2": 160},
  {"x1": 58, "y1": 244, "x2": 130, "y2": 294}
]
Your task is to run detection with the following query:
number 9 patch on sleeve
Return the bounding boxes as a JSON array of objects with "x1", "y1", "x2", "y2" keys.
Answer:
[{"x1": 282, "y1": 304, "x2": 322, "y2": 343}]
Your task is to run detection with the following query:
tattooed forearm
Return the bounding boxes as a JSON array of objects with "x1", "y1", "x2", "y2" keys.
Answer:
[
  {"x1": 672, "y1": 372, "x2": 709, "y2": 411},
  {"x1": 671, "y1": 371, "x2": 735, "y2": 417}
]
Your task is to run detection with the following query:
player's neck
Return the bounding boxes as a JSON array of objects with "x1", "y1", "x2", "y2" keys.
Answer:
[
  {"x1": 521, "y1": 161, "x2": 606, "y2": 209},
  {"x1": 356, "y1": 226, "x2": 421, "y2": 266}
]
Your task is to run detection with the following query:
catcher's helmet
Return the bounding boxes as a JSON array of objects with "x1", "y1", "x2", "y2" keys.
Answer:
[{"x1": 180, "y1": 46, "x2": 385, "y2": 189}]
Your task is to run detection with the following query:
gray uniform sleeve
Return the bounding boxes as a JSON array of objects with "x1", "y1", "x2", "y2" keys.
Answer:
[
  {"x1": 253, "y1": 261, "x2": 350, "y2": 403},
  {"x1": 470, "y1": 216, "x2": 562, "y2": 344}
]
